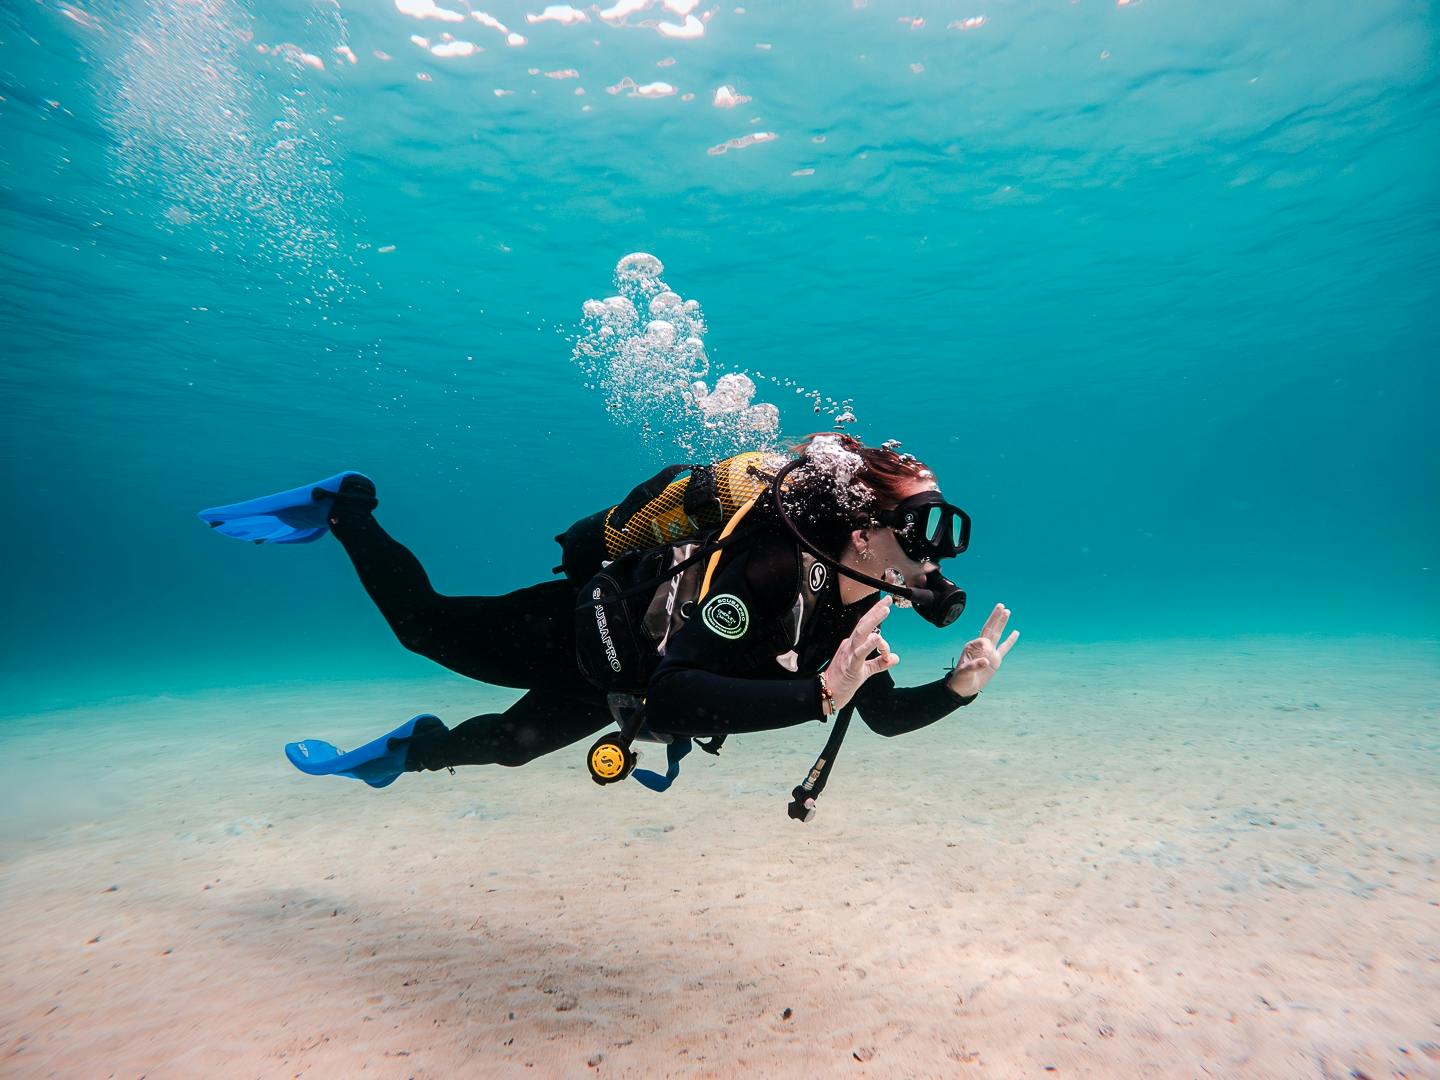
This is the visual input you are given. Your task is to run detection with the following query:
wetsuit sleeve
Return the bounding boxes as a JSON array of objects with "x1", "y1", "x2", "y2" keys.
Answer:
[
  {"x1": 644, "y1": 543, "x2": 822, "y2": 737},
  {"x1": 852, "y1": 669, "x2": 977, "y2": 738}
]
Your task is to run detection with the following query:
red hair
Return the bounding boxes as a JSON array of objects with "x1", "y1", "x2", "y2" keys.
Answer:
[
  {"x1": 774, "y1": 433, "x2": 936, "y2": 555},
  {"x1": 791, "y1": 432, "x2": 933, "y2": 511}
]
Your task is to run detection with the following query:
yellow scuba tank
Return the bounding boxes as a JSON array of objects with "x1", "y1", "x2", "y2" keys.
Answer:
[
  {"x1": 604, "y1": 451, "x2": 774, "y2": 557},
  {"x1": 555, "y1": 451, "x2": 776, "y2": 581}
]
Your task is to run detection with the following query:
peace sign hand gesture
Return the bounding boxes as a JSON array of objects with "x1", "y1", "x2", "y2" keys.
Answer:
[
  {"x1": 945, "y1": 603, "x2": 1020, "y2": 699},
  {"x1": 824, "y1": 596, "x2": 901, "y2": 711}
]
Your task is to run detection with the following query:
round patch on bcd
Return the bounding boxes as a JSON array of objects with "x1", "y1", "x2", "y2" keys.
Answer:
[
  {"x1": 809, "y1": 562, "x2": 828, "y2": 593},
  {"x1": 701, "y1": 593, "x2": 749, "y2": 640}
]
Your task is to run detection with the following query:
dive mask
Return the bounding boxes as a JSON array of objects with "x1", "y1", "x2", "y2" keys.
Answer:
[
  {"x1": 876, "y1": 491, "x2": 971, "y2": 564},
  {"x1": 767, "y1": 457, "x2": 970, "y2": 625}
]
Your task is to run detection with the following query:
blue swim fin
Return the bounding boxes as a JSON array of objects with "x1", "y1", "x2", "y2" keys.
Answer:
[
  {"x1": 285, "y1": 714, "x2": 446, "y2": 789},
  {"x1": 197, "y1": 471, "x2": 374, "y2": 544}
]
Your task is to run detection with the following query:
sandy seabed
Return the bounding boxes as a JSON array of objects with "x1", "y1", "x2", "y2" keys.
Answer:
[{"x1": 1, "y1": 638, "x2": 1437, "y2": 1079}]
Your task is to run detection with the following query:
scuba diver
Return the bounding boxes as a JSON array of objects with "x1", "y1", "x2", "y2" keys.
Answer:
[{"x1": 198, "y1": 433, "x2": 1019, "y2": 816}]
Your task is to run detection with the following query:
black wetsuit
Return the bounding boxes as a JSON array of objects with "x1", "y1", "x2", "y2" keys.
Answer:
[{"x1": 331, "y1": 509, "x2": 974, "y2": 771}]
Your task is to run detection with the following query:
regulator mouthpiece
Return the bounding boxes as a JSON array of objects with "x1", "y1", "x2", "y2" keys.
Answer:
[{"x1": 912, "y1": 570, "x2": 966, "y2": 628}]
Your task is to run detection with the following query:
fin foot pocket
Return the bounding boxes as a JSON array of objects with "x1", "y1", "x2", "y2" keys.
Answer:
[
  {"x1": 322, "y1": 474, "x2": 378, "y2": 512},
  {"x1": 285, "y1": 713, "x2": 444, "y2": 789}
]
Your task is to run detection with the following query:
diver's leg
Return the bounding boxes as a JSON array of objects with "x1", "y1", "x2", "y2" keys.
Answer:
[
  {"x1": 405, "y1": 689, "x2": 612, "y2": 770},
  {"x1": 329, "y1": 509, "x2": 581, "y2": 689}
]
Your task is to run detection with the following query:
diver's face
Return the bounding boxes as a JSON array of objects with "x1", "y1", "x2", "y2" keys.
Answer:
[
  {"x1": 869, "y1": 475, "x2": 940, "y2": 588},
  {"x1": 867, "y1": 523, "x2": 938, "y2": 587}
]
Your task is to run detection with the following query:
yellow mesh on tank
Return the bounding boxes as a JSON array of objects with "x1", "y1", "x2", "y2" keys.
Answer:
[
  {"x1": 602, "y1": 473, "x2": 696, "y2": 556},
  {"x1": 714, "y1": 450, "x2": 774, "y2": 510},
  {"x1": 602, "y1": 451, "x2": 778, "y2": 558}
]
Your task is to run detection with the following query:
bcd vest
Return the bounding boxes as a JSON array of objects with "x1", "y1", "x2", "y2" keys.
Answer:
[{"x1": 573, "y1": 530, "x2": 829, "y2": 697}]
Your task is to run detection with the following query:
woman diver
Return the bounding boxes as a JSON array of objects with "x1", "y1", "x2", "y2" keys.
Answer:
[{"x1": 198, "y1": 433, "x2": 1019, "y2": 800}]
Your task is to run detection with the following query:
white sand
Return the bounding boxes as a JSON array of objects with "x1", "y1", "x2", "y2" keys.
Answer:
[{"x1": 2, "y1": 639, "x2": 1437, "y2": 1078}]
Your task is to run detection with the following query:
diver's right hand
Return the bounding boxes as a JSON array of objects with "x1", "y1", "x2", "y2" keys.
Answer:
[{"x1": 824, "y1": 596, "x2": 900, "y2": 711}]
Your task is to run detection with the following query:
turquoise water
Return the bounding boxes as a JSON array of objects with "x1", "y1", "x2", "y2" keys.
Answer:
[
  {"x1": 2, "y1": 0, "x2": 1437, "y2": 706},
  {"x1": 3, "y1": 7, "x2": 1439, "y2": 1073}
]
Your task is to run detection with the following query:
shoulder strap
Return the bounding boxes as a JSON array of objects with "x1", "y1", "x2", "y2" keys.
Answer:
[{"x1": 697, "y1": 495, "x2": 763, "y2": 602}]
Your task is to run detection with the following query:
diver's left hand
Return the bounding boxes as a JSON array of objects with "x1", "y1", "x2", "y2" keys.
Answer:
[{"x1": 945, "y1": 603, "x2": 1019, "y2": 699}]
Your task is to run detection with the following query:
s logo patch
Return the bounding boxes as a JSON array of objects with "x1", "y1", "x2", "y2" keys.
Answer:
[
  {"x1": 701, "y1": 594, "x2": 749, "y2": 640},
  {"x1": 808, "y1": 562, "x2": 828, "y2": 593}
]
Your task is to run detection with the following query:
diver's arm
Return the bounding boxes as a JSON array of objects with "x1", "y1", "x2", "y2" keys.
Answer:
[
  {"x1": 852, "y1": 668, "x2": 977, "y2": 738},
  {"x1": 855, "y1": 602, "x2": 1019, "y2": 736},
  {"x1": 646, "y1": 665, "x2": 822, "y2": 736}
]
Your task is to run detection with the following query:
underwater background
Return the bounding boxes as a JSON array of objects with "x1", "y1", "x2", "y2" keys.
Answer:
[
  {"x1": 4, "y1": 5, "x2": 1440, "y2": 1076},
  {"x1": 2, "y1": 0, "x2": 1437, "y2": 704}
]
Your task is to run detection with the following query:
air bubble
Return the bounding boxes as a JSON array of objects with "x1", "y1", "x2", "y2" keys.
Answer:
[
  {"x1": 616, "y1": 252, "x2": 664, "y2": 281},
  {"x1": 649, "y1": 290, "x2": 683, "y2": 314},
  {"x1": 573, "y1": 258, "x2": 782, "y2": 457}
]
